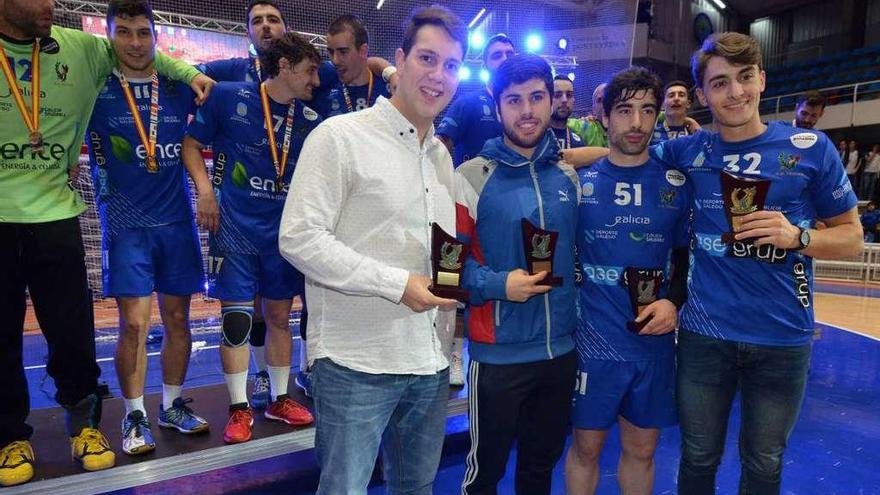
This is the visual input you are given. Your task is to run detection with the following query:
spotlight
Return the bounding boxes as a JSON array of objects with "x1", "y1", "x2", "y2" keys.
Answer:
[
  {"x1": 568, "y1": 72, "x2": 576, "y2": 81},
  {"x1": 525, "y1": 34, "x2": 543, "y2": 53},
  {"x1": 470, "y1": 31, "x2": 486, "y2": 51},
  {"x1": 557, "y1": 37, "x2": 569, "y2": 51},
  {"x1": 459, "y1": 66, "x2": 472, "y2": 81},
  {"x1": 479, "y1": 69, "x2": 490, "y2": 83}
]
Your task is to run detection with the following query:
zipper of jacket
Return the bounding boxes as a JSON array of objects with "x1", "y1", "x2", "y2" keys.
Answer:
[{"x1": 528, "y1": 160, "x2": 554, "y2": 360}]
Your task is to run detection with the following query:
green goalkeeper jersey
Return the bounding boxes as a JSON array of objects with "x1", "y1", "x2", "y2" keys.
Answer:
[{"x1": 0, "y1": 26, "x2": 200, "y2": 223}]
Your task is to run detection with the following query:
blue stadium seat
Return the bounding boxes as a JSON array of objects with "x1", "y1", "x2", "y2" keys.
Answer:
[{"x1": 840, "y1": 59, "x2": 858, "y2": 70}]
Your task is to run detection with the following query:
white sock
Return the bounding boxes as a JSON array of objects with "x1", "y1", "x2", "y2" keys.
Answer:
[
  {"x1": 453, "y1": 337, "x2": 464, "y2": 358},
  {"x1": 299, "y1": 342, "x2": 309, "y2": 371},
  {"x1": 162, "y1": 384, "x2": 181, "y2": 410},
  {"x1": 267, "y1": 365, "x2": 290, "y2": 402},
  {"x1": 224, "y1": 371, "x2": 249, "y2": 406},
  {"x1": 252, "y1": 345, "x2": 267, "y2": 373},
  {"x1": 124, "y1": 395, "x2": 146, "y2": 416}
]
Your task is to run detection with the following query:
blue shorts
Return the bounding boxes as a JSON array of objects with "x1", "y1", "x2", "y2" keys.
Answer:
[
  {"x1": 102, "y1": 221, "x2": 204, "y2": 297},
  {"x1": 572, "y1": 357, "x2": 677, "y2": 430},
  {"x1": 207, "y1": 248, "x2": 304, "y2": 302}
]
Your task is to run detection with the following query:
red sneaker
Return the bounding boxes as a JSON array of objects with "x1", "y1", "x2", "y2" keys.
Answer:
[
  {"x1": 223, "y1": 407, "x2": 254, "y2": 444},
  {"x1": 264, "y1": 395, "x2": 314, "y2": 426}
]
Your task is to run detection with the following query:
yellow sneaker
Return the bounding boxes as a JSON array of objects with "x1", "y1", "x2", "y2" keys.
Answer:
[
  {"x1": 0, "y1": 440, "x2": 35, "y2": 487},
  {"x1": 70, "y1": 428, "x2": 115, "y2": 471}
]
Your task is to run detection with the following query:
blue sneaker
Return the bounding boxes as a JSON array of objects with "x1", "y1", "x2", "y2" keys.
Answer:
[
  {"x1": 251, "y1": 371, "x2": 270, "y2": 409},
  {"x1": 121, "y1": 410, "x2": 155, "y2": 455},
  {"x1": 158, "y1": 398, "x2": 209, "y2": 434},
  {"x1": 295, "y1": 370, "x2": 312, "y2": 398}
]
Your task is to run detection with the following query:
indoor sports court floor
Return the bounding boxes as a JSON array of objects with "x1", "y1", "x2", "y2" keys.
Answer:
[{"x1": 18, "y1": 281, "x2": 880, "y2": 494}]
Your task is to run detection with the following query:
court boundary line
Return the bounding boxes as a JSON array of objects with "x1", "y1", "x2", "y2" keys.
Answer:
[{"x1": 816, "y1": 320, "x2": 880, "y2": 342}]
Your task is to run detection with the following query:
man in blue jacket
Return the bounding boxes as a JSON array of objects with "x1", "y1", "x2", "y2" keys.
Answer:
[{"x1": 456, "y1": 54, "x2": 580, "y2": 495}]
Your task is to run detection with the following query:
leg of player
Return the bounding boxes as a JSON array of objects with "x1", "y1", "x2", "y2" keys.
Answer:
[
  {"x1": 565, "y1": 428, "x2": 608, "y2": 495},
  {"x1": 250, "y1": 294, "x2": 270, "y2": 409},
  {"x1": 115, "y1": 296, "x2": 156, "y2": 456},
  {"x1": 263, "y1": 298, "x2": 313, "y2": 426},
  {"x1": 294, "y1": 294, "x2": 312, "y2": 397},
  {"x1": 220, "y1": 300, "x2": 255, "y2": 444},
  {"x1": 449, "y1": 312, "x2": 465, "y2": 387},
  {"x1": 156, "y1": 294, "x2": 208, "y2": 434},
  {"x1": 618, "y1": 417, "x2": 660, "y2": 495}
]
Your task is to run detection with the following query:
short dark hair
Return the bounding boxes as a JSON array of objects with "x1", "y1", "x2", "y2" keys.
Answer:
[
  {"x1": 603, "y1": 66, "x2": 663, "y2": 116},
  {"x1": 328, "y1": 15, "x2": 368, "y2": 48},
  {"x1": 796, "y1": 90, "x2": 826, "y2": 109},
  {"x1": 554, "y1": 74, "x2": 574, "y2": 83},
  {"x1": 258, "y1": 32, "x2": 321, "y2": 78},
  {"x1": 401, "y1": 5, "x2": 468, "y2": 58},
  {"x1": 482, "y1": 33, "x2": 515, "y2": 63},
  {"x1": 664, "y1": 80, "x2": 690, "y2": 98},
  {"x1": 247, "y1": 0, "x2": 286, "y2": 26},
  {"x1": 492, "y1": 54, "x2": 554, "y2": 102},
  {"x1": 692, "y1": 32, "x2": 762, "y2": 88},
  {"x1": 107, "y1": 0, "x2": 154, "y2": 29}
]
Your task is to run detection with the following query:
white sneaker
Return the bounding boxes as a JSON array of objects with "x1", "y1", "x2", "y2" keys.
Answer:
[{"x1": 450, "y1": 353, "x2": 465, "y2": 386}]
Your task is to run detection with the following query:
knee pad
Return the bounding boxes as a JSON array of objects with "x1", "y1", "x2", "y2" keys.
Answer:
[
  {"x1": 221, "y1": 305, "x2": 254, "y2": 348},
  {"x1": 249, "y1": 319, "x2": 267, "y2": 346}
]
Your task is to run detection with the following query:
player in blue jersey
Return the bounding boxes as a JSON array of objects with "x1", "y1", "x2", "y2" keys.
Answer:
[
  {"x1": 650, "y1": 80, "x2": 698, "y2": 145},
  {"x1": 182, "y1": 33, "x2": 320, "y2": 444},
  {"x1": 564, "y1": 67, "x2": 690, "y2": 495},
  {"x1": 86, "y1": 0, "x2": 209, "y2": 457},
  {"x1": 550, "y1": 75, "x2": 587, "y2": 150},
  {"x1": 437, "y1": 33, "x2": 516, "y2": 166},
  {"x1": 309, "y1": 15, "x2": 393, "y2": 118},
  {"x1": 650, "y1": 33, "x2": 862, "y2": 494}
]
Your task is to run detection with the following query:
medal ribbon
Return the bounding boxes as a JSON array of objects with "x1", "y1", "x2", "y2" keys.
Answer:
[
  {"x1": 260, "y1": 82, "x2": 296, "y2": 185},
  {"x1": 0, "y1": 42, "x2": 40, "y2": 136},
  {"x1": 254, "y1": 58, "x2": 263, "y2": 82},
  {"x1": 119, "y1": 71, "x2": 159, "y2": 167},
  {"x1": 342, "y1": 70, "x2": 373, "y2": 113}
]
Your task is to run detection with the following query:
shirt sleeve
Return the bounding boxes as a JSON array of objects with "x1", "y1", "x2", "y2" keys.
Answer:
[
  {"x1": 437, "y1": 96, "x2": 468, "y2": 141},
  {"x1": 185, "y1": 86, "x2": 222, "y2": 145},
  {"x1": 809, "y1": 135, "x2": 859, "y2": 219},
  {"x1": 196, "y1": 59, "x2": 237, "y2": 81},
  {"x1": 455, "y1": 169, "x2": 509, "y2": 305},
  {"x1": 153, "y1": 52, "x2": 201, "y2": 84},
  {"x1": 278, "y1": 123, "x2": 410, "y2": 303}
]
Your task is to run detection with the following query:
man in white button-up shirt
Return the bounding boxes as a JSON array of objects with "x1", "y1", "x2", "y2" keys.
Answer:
[{"x1": 279, "y1": 6, "x2": 467, "y2": 494}]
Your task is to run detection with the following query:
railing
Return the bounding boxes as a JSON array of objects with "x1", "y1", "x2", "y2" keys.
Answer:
[{"x1": 815, "y1": 243, "x2": 880, "y2": 283}]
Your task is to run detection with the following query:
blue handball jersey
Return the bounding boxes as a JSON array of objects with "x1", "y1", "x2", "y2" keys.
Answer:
[
  {"x1": 551, "y1": 126, "x2": 586, "y2": 150},
  {"x1": 652, "y1": 122, "x2": 858, "y2": 346},
  {"x1": 87, "y1": 72, "x2": 195, "y2": 238},
  {"x1": 197, "y1": 57, "x2": 263, "y2": 83},
  {"x1": 650, "y1": 121, "x2": 689, "y2": 145},
  {"x1": 576, "y1": 158, "x2": 691, "y2": 362},
  {"x1": 437, "y1": 87, "x2": 502, "y2": 166},
  {"x1": 310, "y1": 61, "x2": 391, "y2": 118},
  {"x1": 186, "y1": 81, "x2": 321, "y2": 255}
]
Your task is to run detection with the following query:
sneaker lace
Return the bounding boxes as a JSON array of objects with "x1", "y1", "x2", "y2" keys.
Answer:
[
  {"x1": 123, "y1": 416, "x2": 149, "y2": 438},
  {"x1": 229, "y1": 409, "x2": 251, "y2": 426},
  {"x1": 278, "y1": 397, "x2": 306, "y2": 415},
  {"x1": 79, "y1": 429, "x2": 110, "y2": 453},
  {"x1": 166, "y1": 398, "x2": 197, "y2": 423},
  {"x1": 254, "y1": 374, "x2": 270, "y2": 393}
]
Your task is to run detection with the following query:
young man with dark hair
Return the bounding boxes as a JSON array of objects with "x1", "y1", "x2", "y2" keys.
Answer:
[
  {"x1": 310, "y1": 15, "x2": 393, "y2": 118},
  {"x1": 789, "y1": 90, "x2": 825, "y2": 129},
  {"x1": 651, "y1": 80, "x2": 696, "y2": 144},
  {"x1": 87, "y1": 0, "x2": 209, "y2": 457},
  {"x1": 550, "y1": 75, "x2": 587, "y2": 150},
  {"x1": 565, "y1": 66, "x2": 690, "y2": 495},
  {"x1": 651, "y1": 32, "x2": 862, "y2": 494},
  {"x1": 437, "y1": 33, "x2": 516, "y2": 166},
  {"x1": 456, "y1": 54, "x2": 579, "y2": 495},
  {"x1": 182, "y1": 32, "x2": 320, "y2": 444},
  {"x1": 0, "y1": 0, "x2": 210, "y2": 485},
  {"x1": 279, "y1": 6, "x2": 466, "y2": 493}
]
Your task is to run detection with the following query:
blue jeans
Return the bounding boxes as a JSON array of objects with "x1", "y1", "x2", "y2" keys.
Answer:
[
  {"x1": 676, "y1": 330, "x2": 812, "y2": 495},
  {"x1": 312, "y1": 358, "x2": 450, "y2": 495},
  {"x1": 861, "y1": 172, "x2": 878, "y2": 200}
]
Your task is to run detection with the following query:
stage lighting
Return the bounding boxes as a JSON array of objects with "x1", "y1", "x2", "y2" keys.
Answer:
[
  {"x1": 525, "y1": 34, "x2": 543, "y2": 53},
  {"x1": 479, "y1": 69, "x2": 490, "y2": 83},
  {"x1": 567, "y1": 72, "x2": 576, "y2": 81},
  {"x1": 459, "y1": 66, "x2": 472, "y2": 81},
  {"x1": 470, "y1": 31, "x2": 486, "y2": 51},
  {"x1": 468, "y1": 8, "x2": 487, "y2": 29},
  {"x1": 557, "y1": 37, "x2": 569, "y2": 51}
]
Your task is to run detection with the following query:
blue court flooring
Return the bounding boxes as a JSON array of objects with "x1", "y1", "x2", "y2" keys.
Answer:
[{"x1": 23, "y1": 311, "x2": 880, "y2": 493}]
